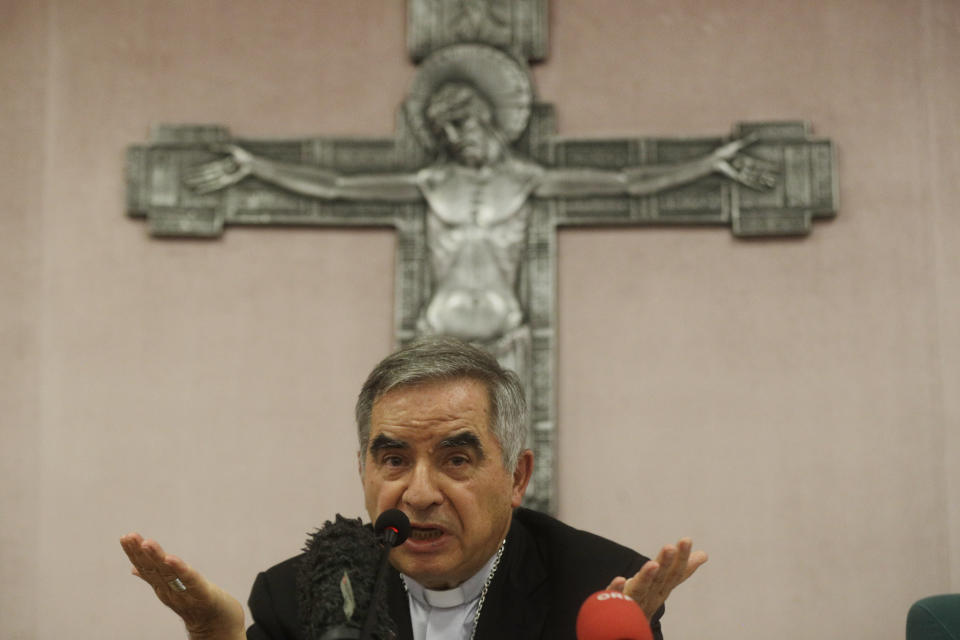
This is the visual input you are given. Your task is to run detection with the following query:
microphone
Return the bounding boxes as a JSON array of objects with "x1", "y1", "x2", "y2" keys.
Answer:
[
  {"x1": 297, "y1": 514, "x2": 404, "y2": 640},
  {"x1": 576, "y1": 590, "x2": 652, "y2": 640},
  {"x1": 374, "y1": 508, "x2": 411, "y2": 547},
  {"x1": 359, "y1": 509, "x2": 411, "y2": 640}
]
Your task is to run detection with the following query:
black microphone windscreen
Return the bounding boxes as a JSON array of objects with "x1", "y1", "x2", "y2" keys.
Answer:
[
  {"x1": 374, "y1": 509, "x2": 411, "y2": 546},
  {"x1": 297, "y1": 515, "x2": 396, "y2": 640}
]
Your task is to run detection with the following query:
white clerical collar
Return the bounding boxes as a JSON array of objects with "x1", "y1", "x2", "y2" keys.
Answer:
[{"x1": 402, "y1": 547, "x2": 500, "y2": 609}]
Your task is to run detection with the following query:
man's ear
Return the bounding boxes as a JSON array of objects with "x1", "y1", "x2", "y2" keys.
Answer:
[
  {"x1": 510, "y1": 449, "x2": 534, "y2": 507},
  {"x1": 357, "y1": 450, "x2": 362, "y2": 476}
]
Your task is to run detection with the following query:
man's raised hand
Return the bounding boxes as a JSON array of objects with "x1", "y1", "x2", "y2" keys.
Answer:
[
  {"x1": 606, "y1": 537, "x2": 708, "y2": 621},
  {"x1": 119, "y1": 532, "x2": 245, "y2": 640}
]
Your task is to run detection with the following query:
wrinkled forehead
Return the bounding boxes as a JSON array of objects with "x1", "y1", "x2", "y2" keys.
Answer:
[{"x1": 369, "y1": 377, "x2": 495, "y2": 433}]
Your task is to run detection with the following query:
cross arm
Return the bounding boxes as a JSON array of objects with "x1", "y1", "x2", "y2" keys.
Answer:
[
  {"x1": 127, "y1": 125, "x2": 423, "y2": 237},
  {"x1": 532, "y1": 153, "x2": 729, "y2": 199},
  {"x1": 537, "y1": 122, "x2": 836, "y2": 236}
]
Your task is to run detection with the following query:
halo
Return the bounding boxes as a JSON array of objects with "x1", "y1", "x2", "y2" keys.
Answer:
[{"x1": 405, "y1": 44, "x2": 533, "y2": 153}]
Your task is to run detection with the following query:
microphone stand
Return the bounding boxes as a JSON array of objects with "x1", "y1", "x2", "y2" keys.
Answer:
[{"x1": 358, "y1": 526, "x2": 400, "y2": 640}]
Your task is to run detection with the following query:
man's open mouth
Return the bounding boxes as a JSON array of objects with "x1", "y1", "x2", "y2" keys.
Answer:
[{"x1": 409, "y1": 527, "x2": 444, "y2": 541}]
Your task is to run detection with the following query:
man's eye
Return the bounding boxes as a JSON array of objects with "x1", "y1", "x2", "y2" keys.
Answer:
[
  {"x1": 448, "y1": 455, "x2": 469, "y2": 467},
  {"x1": 383, "y1": 455, "x2": 405, "y2": 467}
]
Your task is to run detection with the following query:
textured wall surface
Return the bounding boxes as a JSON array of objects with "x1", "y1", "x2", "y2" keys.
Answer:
[{"x1": 1, "y1": 1, "x2": 957, "y2": 639}]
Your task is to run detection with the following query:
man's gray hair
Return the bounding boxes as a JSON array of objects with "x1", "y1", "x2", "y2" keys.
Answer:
[{"x1": 356, "y1": 336, "x2": 528, "y2": 470}]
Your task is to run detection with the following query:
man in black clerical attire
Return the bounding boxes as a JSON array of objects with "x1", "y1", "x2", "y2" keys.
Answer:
[{"x1": 121, "y1": 337, "x2": 707, "y2": 639}]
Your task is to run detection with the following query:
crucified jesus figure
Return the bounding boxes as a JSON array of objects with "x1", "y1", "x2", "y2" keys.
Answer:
[{"x1": 186, "y1": 82, "x2": 776, "y2": 385}]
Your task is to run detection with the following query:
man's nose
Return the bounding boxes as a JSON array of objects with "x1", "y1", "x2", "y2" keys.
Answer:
[
  {"x1": 443, "y1": 123, "x2": 460, "y2": 144},
  {"x1": 402, "y1": 462, "x2": 443, "y2": 510}
]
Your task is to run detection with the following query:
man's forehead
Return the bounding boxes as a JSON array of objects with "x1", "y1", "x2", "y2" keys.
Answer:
[
  {"x1": 368, "y1": 379, "x2": 496, "y2": 441},
  {"x1": 370, "y1": 378, "x2": 491, "y2": 437},
  {"x1": 373, "y1": 377, "x2": 492, "y2": 409}
]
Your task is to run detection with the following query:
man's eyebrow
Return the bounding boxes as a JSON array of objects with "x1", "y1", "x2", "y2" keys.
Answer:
[
  {"x1": 439, "y1": 431, "x2": 485, "y2": 458},
  {"x1": 369, "y1": 434, "x2": 408, "y2": 452}
]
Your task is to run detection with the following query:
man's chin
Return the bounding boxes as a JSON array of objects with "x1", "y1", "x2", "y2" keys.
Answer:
[
  {"x1": 391, "y1": 546, "x2": 463, "y2": 588},
  {"x1": 395, "y1": 561, "x2": 460, "y2": 590}
]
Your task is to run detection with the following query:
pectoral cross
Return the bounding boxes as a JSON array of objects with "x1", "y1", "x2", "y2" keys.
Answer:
[{"x1": 126, "y1": 0, "x2": 837, "y2": 513}]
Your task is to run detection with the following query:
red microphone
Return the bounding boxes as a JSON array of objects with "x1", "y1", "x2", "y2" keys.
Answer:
[{"x1": 576, "y1": 590, "x2": 652, "y2": 640}]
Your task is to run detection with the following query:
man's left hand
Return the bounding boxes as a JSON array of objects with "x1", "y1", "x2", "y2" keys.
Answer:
[{"x1": 605, "y1": 538, "x2": 708, "y2": 620}]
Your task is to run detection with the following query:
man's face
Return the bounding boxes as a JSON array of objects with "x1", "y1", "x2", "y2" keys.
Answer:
[
  {"x1": 437, "y1": 115, "x2": 495, "y2": 168},
  {"x1": 361, "y1": 378, "x2": 531, "y2": 589}
]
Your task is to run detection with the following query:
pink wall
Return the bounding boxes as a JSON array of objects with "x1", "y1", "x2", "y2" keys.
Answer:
[{"x1": 2, "y1": 1, "x2": 958, "y2": 638}]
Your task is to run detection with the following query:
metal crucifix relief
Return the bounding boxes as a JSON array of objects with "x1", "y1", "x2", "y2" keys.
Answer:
[{"x1": 126, "y1": 0, "x2": 837, "y2": 513}]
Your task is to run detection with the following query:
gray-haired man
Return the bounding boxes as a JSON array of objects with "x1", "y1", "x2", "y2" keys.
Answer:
[{"x1": 121, "y1": 336, "x2": 706, "y2": 639}]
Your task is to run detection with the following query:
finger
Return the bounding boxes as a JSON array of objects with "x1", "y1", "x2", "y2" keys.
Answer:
[
  {"x1": 746, "y1": 160, "x2": 765, "y2": 176},
  {"x1": 162, "y1": 553, "x2": 206, "y2": 593},
  {"x1": 661, "y1": 538, "x2": 692, "y2": 587},
  {"x1": 185, "y1": 158, "x2": 238, "y2": 182},
  {"x1": 665, "y1": 540, "x2": 707, "y2": 584},
  {"x1": 120, "y1": 539, "x2": 153, "y2": 586},
  {"x1": 183, "y1": 176, "x2": 221, "y2": 192},
  {"x1": 655, "y1": 543, "x2": 678, "y2": 571},
  {"x1": 183, "y1": 173, "x2": 218, "y2": 190},
  {"x1": 683, "y1": 549, "x2": 709, "y2": 581},
  {"x1": 205, "y1": 174, "x2": 240, "y2": 192},
  {"x1": 127, "y1": 548, "x2": 166, "y2": 586},
  {"x1": 184, "y1": 162, "x2": 230, "y2": 182},
  {"x1": 605, "y1": 576, "x2": 627, "y2": 592},
  {"x1": 138, "y1": 542, "x2": 208, "y2": 608},
  {"x1": 735, "y1": 153, "x2": 781, "y2": 175},
  {"x1": 743, "y1": 174, "x2": 772, "y2": 191},
  {"x1": 183, "y1": 175, "x2": 224, "y2": 192},
  {"x1": 137, "y1": 538, "x2": 181, "y2": 584},
  {"x1": 623, "y1": 559, "x2": 659, "y2": 598},
  {"x1": 119, "y1": 532, "x2": 143, "y2": 557},
  {"x1": 189, "y1": 174, "x2": 234, "y2": 194},
  {"x1": 121, "y1": 533, "x2": 160, "y2": 576},
  {"x1": 648, "y1": 544, "x2": 677, "y2": 595},
  {"x1": 126, "y1": 538, "x2": 189, "y2": 599},
  {"x1": 121, "y1": 533, "x2": 154, "y2": 583}
]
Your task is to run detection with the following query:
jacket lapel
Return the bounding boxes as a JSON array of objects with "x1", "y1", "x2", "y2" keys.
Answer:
[
  {"x1": 473, "y1": 515, "x2": 549, "y2": 640},
  {"x1": 386, "y1": 570, "x2": 413, "y2": 640}
]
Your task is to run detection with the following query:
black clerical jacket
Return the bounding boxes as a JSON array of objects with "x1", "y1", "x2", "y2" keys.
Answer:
[{"x1": 246, "y1": 507, "x2": 664, "y2": 640}]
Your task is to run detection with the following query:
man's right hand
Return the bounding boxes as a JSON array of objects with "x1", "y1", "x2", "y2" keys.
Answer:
[{"x1": 120, "y1": 533, "x2": 246, "y2": 640}]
